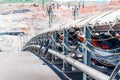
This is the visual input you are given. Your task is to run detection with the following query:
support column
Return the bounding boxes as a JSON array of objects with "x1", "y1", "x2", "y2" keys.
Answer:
[
  {"x1": 44, "y1": 33, "x2": 51, "y2": 58},
  {"x1": 47, "y1": 6, "x2": 53, "y2": 28},
  {"x1": 62, "y1": 29, "x2": 72, "y2": 73},
  {"x1": 40, "y1": 34, "x2": 43, "y2": 49},
  {"x1": 83, "y1": 26, "x2": 92, "y2": 80},
  {"x1": 51, "y1": 31, "x2": 56, "y2": 50},
  {"x1": 51, "y1": 31, "x2": 57, "y2": 64}
]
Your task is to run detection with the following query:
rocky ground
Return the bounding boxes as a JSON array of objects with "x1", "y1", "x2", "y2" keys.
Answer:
[{"x1": 0, "y1": 2, "x2": 119, "y2": 51}]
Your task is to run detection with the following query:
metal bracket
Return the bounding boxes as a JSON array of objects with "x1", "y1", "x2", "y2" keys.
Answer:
[{"x1": 109, "y1": 61, "x2": 120, "y2": 80}]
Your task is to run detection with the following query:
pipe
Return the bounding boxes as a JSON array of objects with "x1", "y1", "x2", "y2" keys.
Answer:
[
  {"x1": 48, "y1": 49, "x2": 110, "y2": 80},
  {"x1": 23, "y1": 45, "x2": 110, "y2": 80}
]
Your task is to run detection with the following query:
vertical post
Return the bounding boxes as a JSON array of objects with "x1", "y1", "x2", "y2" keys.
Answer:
[
  {"x1": 40, "y1": 34, "x2": 43, "y2": 49},
  {"x1": 63, "y1": 29, "x2": 69, "y2": 55},
  {"x1": 42, "y1": 0, "x2": 44, "y2": 9},
  {"x1": 51, "y1": 31, "x2": 57, "y2": 63},
  {"x1": 83, "y1": 26, "x2": 92, "y2": 80},
  {"x1": 62, "y1": 29, "x2": 71, "y2": 73},
  {"x1": 82, "y1": 1, "x2": 84, "y2": 8},
  {"x1": 48, "y1": 6, "x2": 53, "y2": 28},
  {"x1": 72, "y1": 0, "x2": 78, "y2": 21},
  {"x1": 51, "y1": 31, "x2": 56, "y2": 50},
  {"x1": 68, "y1": 2, "x2": 70, "y2": 8},
  {"x1": 46, "y1": 0, "x2": 53, "y2": 28},
  {"x1": 75, "y1": 6, "x2": 78, "y2": 20},
  {"x1": 44, "y1": 33, "x2": 50, "y2": 57},
  {"x1": 78, "y1": 0, "x2": 81, "y2": 8}
]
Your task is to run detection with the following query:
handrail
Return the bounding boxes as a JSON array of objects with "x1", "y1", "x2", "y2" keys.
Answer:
[{"x1": 23, "y1": 45, "x2": 110, "y2": 80}]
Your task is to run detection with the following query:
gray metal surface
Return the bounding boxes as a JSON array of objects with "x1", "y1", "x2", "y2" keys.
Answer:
[
  {"x1": 109, "y1": 61, "x2": 120, "y2": 80},
  {"x1": 24, "y1": 44, "x2": 112, "y2": 80},
  {"x1": 48, "y1": 49, "x2": 110, "y2": 80},
  {"x1": 0, "y1": 51, "x2": 61, "y2": 80}
]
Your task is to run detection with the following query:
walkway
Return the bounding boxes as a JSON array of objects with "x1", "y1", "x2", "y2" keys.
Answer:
[{"x1": 0, "y1": 51, "x2": 62, "y2": 80}]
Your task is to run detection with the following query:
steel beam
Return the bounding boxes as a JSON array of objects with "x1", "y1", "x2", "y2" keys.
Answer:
[
  {"x1": 109, "y1": 61, "x2": 120, "y2": 80},
  {"x1": 23, "y1": 45, "x2": 111, "y2": 80},
  {"x1": 48, "y1": 49, "x2": 110, "y2": 80},
  {"x1": 51, "y1": 31, "x2": 57, "y2": 63},
  {"x1": 83, "y1": 26, "x2": 92, "y2": 80},
  {"x1": 63, "y1": 29, "x2": 69, "y2": 55},
  {"x1": 62, "y1": 29, "x2": 71, "y2": 72}
]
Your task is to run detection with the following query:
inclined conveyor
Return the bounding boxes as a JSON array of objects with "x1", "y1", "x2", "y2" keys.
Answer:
[{"x1": 23, "y1": 9, "x2": 120, "y2": 80}]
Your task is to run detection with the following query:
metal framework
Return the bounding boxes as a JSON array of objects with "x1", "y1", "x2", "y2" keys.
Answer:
[{"x1": 23, "y1": 9, "x2": 120, "y2": 80}]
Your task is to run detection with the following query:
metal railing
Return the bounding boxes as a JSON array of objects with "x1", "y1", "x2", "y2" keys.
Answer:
[{"x1": 23, "y1": 45, "x2": 110, "y2": 80}]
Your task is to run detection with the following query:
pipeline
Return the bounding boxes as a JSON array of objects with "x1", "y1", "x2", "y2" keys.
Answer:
[
  {"x1": 23, "y1": 45, "x2": 110, "y2": 80},
  {"x1": 48, "y1": 49, "x2": 110, "y2": 80}
]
